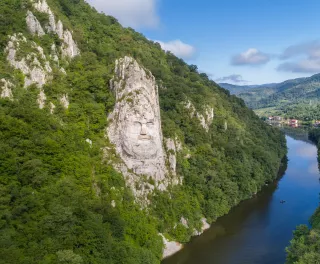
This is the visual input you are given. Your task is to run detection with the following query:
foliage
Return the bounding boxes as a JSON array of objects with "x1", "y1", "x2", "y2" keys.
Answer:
[
  {"x1": 0, "y1": 0, "x2": 286, "y2": 263},
  {"x1": 229, "y1": 74, "x2": 320, "y2": 120}
]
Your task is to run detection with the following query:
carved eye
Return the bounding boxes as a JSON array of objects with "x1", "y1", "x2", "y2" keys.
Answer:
[{"x1": 146, "y1": 121, "x2": 154, "y2": 127}]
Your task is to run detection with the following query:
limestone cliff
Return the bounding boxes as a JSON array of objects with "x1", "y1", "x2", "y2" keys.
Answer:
[
  {"x1": 107, "y1": 56, "x2": 180, "y2": 198},
  {"x1": 5, "y1": 33, "x2": 52, "y2": 88},
  {"x1": 184, "y1": 100, "x2": 214, "y2": 131},
  {"x1": 32, "y1": 0, "x2": 79, "y2": 58},
  {"x1": 26, "y1": 11, "x2": 45, "y2": 36},
  {"x1": 165, "y1": 137, "x2": 182, "y2": 176},
  {"x1": 3, "y1": 0, "x2": 79, "y2": 109}
]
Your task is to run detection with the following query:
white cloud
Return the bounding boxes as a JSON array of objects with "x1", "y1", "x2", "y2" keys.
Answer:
[
  {"x1": 86, "y1": 0, "x2": 159, "y2": 28},
  {"x1": 277, "y1": 41, "x2": 320, "y2": 73},
  {"x1": 216, "y1": 74, "x2": 248, "y2": 84},
  {"x1": 280, "y1": 41, "x2": 320, "y2": 60},
  {"x1": 231, "y1": 48, "x2": 270, "y2": 66},
  {"x1": 155, "y1": 40, "x2": 196, "y2": 59},
  {"x1": 277, "y1": 60, "x2": 320, "y2": 73}
]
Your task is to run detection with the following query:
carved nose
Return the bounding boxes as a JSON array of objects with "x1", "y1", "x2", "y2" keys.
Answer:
[{"x1": 140, "y1": 124, "x2": 147, "y2": 135}]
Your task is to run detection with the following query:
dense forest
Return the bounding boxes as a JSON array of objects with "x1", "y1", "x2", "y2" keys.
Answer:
[
  {"x1": 221, "y1": 75, "x2": 320, "y2": 120},
  {"x1": 285, "y1": 128, "x2": 320, "y2": 263},
  {"x1": 0, "y1": 0, "x2": 286, "y2": 263}
]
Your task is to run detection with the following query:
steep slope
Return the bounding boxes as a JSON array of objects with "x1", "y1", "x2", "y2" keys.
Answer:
[{"x1": 0, "y1": 0, "x2": 286, "y2": 263}]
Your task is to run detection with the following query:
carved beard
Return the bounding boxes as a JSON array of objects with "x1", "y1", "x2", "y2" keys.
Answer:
[{"x1": 121, "y1": 135, "x2": 158, "y2": 160}]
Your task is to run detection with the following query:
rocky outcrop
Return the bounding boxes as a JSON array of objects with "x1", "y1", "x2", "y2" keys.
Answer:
[
  {"x1": 37, "y1": 89, "x2": 46, "y2": 109},
  {"x1": 86, "y1": 138, "x2": 93, "y2": 146},
  {"x1": 160, "y1": 217, "x2": 210, "y2": 259},
  {"x1": 160, "y1": 234, "x2": 183, "y2": 259},
  {"x1": 60, "y1": 94, "x2": 69, "y2": 109},
  {"x1": 50, "y1": 44, "x2": 59, "y2": 62},
  {"x1": 60, "y1": 67, "x2": 67, "y2": 75},
  {"x1": 26, "y1": 10, "x2": 45, "y2": 36},
  {"x1": 107, "y1": 56, "x2": 169, "y2": 192},
  {"x1": 184, "y1": 100, "x2": 214, "y2": 132},
  {"x1": 180, "y1": 217, "x2": 189, "y2": 228},
  {"x1": 0, "y1": 79, "x2": 13, "y2": 100},
  {"x1": 5, "y1": 33, "x2": 52, "y2": 88},
  {"x1": 3, "y1": 1, "x2": 80, "y2": 110},
  {"x1": 60, "y1": 30, "x2": 79, "y2": 58},
  {"x1": 165, "y1": 137, "x2": 182, "y2": 176},
  {"x1": 193, "y1": 218, "x2": 211, "y2": 236},
  {"x1": 32, "y1": 0, "x2": 80, "y2": 58},
  {"x1": 33, "y1": 0, "x2": 55, "y2": 29},
  {"x1": 201, "y1": 218, "x2": 210, "y2": 232},
  {"x1": 49, "y1": 102, "x2": 55, "y2": 114}
]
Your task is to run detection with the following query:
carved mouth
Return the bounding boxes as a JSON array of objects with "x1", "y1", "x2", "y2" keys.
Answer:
[{"x1": 138, "y1": 135, "x2": 151, "y2": 140}]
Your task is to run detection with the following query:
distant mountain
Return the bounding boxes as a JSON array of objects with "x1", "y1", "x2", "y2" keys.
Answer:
[
  {"x1": 219, "y1": 82, "x2": 278, "y2": 95},
  {"x1": 226, "y1": 74, "x2": 320, "y2": 119}
]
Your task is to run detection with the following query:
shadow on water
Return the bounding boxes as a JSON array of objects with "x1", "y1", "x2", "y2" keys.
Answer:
[
  {"x1": 163, "y1": 136, "x2": 320, "y2": 264},
  {"x1": 280, "y1": 126, "x2": 311, "y2": 144}
]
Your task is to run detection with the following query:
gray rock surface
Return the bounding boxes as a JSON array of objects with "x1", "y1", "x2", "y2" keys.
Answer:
[
  {"x1": 108, "y1": 56, "x2": 168, "y2": 185},
  {"x1": 165, "y1": 137, "x2": 182, "y2": 177},
  {"x1": 60, "y1": 94, "x2": 69, "y2": 109},
  {"x1": 180, "y1": 217, "x2": 189, "y2": 228},
  {"x1": 166, "y1": 138, "x2": 177, "y2": 175},
  {"x1": 160, "y1": 234, "x2": 183, "y2": 259},
  {"x1": 5, "y1": 33, "x2": 52, "y2": 88},
  {"x1": 32, "y1": 0, "x2": 80, "y2": 58},
  {"x1": 184, "y1": 100, "x2": 214, "y2": 132},
  {"x1": 37, "y1": 89, "x2": 46, "y2": 109},
  {"x1": 193, "y1": 218, "x2": 211, "y2": 236},
  {"x1": 49, "y1": 102, "x2": 56, "y2": 114},
  {"x1": 26, "y1": 10, "x2": 45, "y2": 36},
  {"x1": 0, "y1": 79, "x2": 13, "y2": 100}
]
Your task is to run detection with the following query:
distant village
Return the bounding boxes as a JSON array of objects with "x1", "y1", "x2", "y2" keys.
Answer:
[{"x1": 266, "y1": 116, "x2": 320, "y2": 128}]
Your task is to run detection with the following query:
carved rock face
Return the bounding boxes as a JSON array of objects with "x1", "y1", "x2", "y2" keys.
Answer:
[
  {"x1": 108, "y1": 56, "x2": 167, "y2": 183},
  {"x1": 121, "y1": 94, "x2": 160, "y2": 160}
]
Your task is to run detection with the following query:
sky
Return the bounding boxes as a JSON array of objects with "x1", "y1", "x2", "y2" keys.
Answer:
[{"x1": 86, "y1": 0, "x2": 320, "y2": 85}]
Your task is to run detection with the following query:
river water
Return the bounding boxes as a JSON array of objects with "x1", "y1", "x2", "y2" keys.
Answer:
[{"x1": 163, "y1": 136, "x2": 320, "y2": 264}]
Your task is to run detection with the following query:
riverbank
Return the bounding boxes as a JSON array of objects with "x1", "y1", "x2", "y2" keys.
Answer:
[
  {"x1": 285, "y1": 128, "x2": 320, "y2": 263},
  {"x1": 163, "y1": 136, "x2": 320, "y2": 264}
]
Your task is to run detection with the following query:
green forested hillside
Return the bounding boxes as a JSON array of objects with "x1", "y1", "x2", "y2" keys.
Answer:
[
  {"x1": 0, "y1": 0, "x2": 286, "y2": 263},
  {"x1": 218, "y1": 82, "x2": 277, "y2": 95},
  {"x1": 227, "y1": 74, "x2": 320, "y2": 120}
]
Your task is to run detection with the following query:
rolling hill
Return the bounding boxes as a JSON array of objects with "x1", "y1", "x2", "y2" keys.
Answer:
[{"x1": 220, "y1": 74, "x2": 320, "y2": 120}]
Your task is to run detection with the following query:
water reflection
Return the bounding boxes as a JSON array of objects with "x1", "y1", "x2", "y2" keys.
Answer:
[{"x1": 163, "y1": 136, "x2": 320, "y2": 264}]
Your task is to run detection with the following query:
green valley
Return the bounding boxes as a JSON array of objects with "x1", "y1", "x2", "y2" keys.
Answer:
[{"x1": 220, "y1": 74, "x2": 320, "y2": 121}]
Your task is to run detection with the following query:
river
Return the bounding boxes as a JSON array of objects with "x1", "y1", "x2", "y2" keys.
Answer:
[{"x1": 163, "y1": 135, "x2": 320, "y2": 264}]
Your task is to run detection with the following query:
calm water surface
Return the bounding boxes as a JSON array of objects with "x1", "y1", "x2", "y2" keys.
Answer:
[{"x1": 163, "y1": 136, "x2": 320, "y2": 264}]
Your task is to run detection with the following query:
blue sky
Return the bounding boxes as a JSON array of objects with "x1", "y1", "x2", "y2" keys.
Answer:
[{"x1": 87, "y1": 0, "x2": 320, "y2": 84}]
